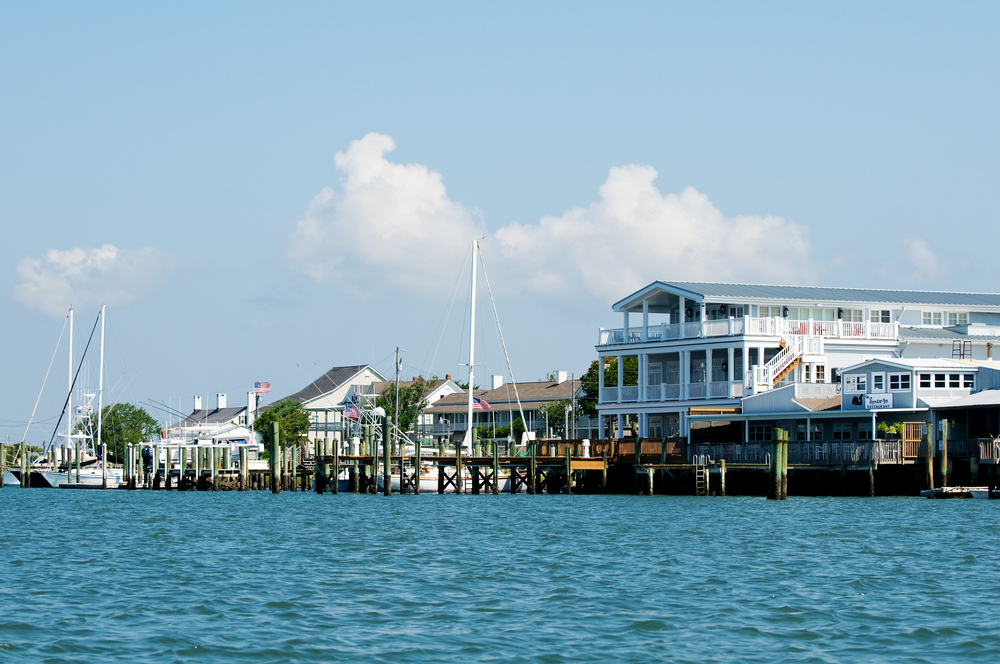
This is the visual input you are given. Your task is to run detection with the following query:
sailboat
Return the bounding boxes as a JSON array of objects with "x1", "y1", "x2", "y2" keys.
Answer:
[
  {"x1": 365, "y1": 240, "x2": 527, "y2": 493},
  {"x1": 16, "y1": 306, "x2": 124, "y2": 489}
]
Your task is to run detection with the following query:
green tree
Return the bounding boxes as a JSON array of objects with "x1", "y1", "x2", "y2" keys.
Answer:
[
  {"x1": 253, "y1": 399, "x2": 311, "y2": 448},
  {"x1": 511, "y1": 416, "x2": 526, "y2": 443},
  {"x1": 541, "y1": 399, "x2": 571, "y2": 436},
  {"x1": 375, "y1": 377, "x2": 431, "y2": 431},
  {"x1": 579, "y1": 357, "x2": 637, "y2": 418},
  {"x1": 77, "y1": 403, "x2": 160, "y2": 459}
]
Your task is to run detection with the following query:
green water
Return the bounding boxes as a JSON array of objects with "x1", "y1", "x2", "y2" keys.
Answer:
[{"x1": 1, "y1": 490, "x2": 998, "y2": 662}]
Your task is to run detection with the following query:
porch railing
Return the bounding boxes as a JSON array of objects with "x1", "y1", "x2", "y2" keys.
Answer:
[
  {"x1": 599, "y1": 317, "x2": 899, "y2": 346},
  {"x1": 689, "y1": 441, "x2": 904, "y2": 465}
]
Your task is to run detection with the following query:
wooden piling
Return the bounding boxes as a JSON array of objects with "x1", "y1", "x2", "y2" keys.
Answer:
[
  {"x1": 332, "y1": 440, "x2": 340, "y2": 495},
  {"x1": 940, "y1": 419, "x2": 949, "y2": 487},
  {"x1": 781, "y1": 430, "x2": 789, "y2": 500},
  {"x1": 382, "y1": 415, "x2": 391, "y2": 496},
  {"x1": 527, "y1": 442, "x2": 537, "y2": 494},
  {"x1": 564, "y1": 445, "x2": 572, "y2": 495},
  {"x1": 720, "y1": 459, "x2": 726, "y2": 497},
  {"x1": 868, "y1": 463, "x2": 875, "y2": 497},
  {"x1": 0, "y1": 443, "x2": 5, "y2": 488},
  {"x1": 270, "y1": 422, "x2": 281, "y2": 494},
  {"x1": 492, "y1": 442, "x2": 499, "y2": 495}
]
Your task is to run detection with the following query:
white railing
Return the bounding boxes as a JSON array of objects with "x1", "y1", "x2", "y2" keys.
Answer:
[
  {"x1": 601, "y1": 387, "x2": 618, "y2": 403},
  {"x1": 730, "y1": 382, "x2": 745, "y2": 398},
  {"x1": 664, "y1": 383, "x2": 681, "y2": 400},
  {"x1": 645, "y1": 385, "x2": 661, "y2": 401},
  {"x1": 710, "y1": 381, "x2": 730, "y2": 398},
  {"x1": 598, "y1": 317, "x2": 898, "y2": 346},
  {"x1": 621, "y1": 386, "x2": 639, "y2": 402},
  {"x1": 691, "y1": 441, "x2": 904, "y2": 465},
  {"x1": 689, "y1": 383, "x2": 707, "y2": 399}
]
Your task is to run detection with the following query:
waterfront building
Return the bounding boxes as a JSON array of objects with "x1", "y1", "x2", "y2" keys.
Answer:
[
  {"x1": 596, "y1": 281, "x2": 1000, "y2": 440},
  {"x1": 281, "y1": 364, "x2": 386, "y2": 443},
  {"x1": 423, "y1": 372, "x2": 590, "y2": 444}
]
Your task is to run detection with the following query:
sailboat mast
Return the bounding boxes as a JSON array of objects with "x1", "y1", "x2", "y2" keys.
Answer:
[
  {"x1": 466, "y1": 240, "x2": 478, "y2": 450},
  {"x1": 97, "y1": 305, "x2": 105, "y2": 455},
  {"x1": 67, "y1": 307, "x2": 73, "y2": 453}
]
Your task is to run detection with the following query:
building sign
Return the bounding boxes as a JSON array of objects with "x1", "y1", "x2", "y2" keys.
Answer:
[{"x1": 865, "y1": 394, "x2": 893, "y2": 410}]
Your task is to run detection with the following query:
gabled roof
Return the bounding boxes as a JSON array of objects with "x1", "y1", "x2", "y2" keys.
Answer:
[
  {"x1": 424, "y1": 380, "x2": 581, "y2": 414},
  {"x1": 371, "y1": 378, "x2": 453, "y2": 399},
  {"x1": 614, "y1": 281, "x2": 1000, "y2": 312},
  {"x1": 180, "y1": 407, "x2": 247, "y2": 426},
  {"x1": 842, "y1": 357, "x2": 1000, "y2": 372},
  {"x1": 792, "y1": 396, "x2": 841, "y2": 412},
  {"x1": 284, "y1": 365, "x2": 384, "y2": 404}
]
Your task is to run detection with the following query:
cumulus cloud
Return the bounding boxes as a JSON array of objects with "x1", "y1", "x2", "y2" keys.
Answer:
[
  {"x1": 882, "y1": 237, "x2": 946, "y2": 283},
  {"x1": 288, "y1": 134, "x2": 814, "y2": 303},
  {"x1": 14, "y1": 244, "x2": 174, "y2": 315},
  {"x1": 286, "y1": 133, "x2": 486, "y2": 296}
]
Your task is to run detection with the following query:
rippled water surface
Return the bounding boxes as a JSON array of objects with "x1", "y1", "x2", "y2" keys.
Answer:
[{"x1": 2, "y1": 489, "x2": 999, "y2": 662}]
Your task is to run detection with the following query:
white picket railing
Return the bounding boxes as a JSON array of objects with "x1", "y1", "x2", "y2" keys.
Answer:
[{"x1": 598, "y1": 317, "x2": 898, "y2": 346}]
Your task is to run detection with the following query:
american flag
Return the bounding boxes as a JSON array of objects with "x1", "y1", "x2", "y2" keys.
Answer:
[
  {"x1": 253, "y1": 381, "x2": 271, "y2": 394},
  {"x1": 344, "y1": 405, "x2": 361, "y2": 419},
  {"x1": 473, "y1": 397, "x2": 490, "y2": 410}
]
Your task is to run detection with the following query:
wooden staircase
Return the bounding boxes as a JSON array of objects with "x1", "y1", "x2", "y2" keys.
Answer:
[{"x1": 772, "y1": 357, "x2": 801, "y2": 385}]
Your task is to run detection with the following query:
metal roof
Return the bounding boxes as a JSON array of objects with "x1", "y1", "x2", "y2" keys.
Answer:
[
  {"x1": 616, "y1": 281, "x2": 1000, "y2": 310},
  {"x1": 898, "y1": 327, "x2": 1000, "y2": 343}
]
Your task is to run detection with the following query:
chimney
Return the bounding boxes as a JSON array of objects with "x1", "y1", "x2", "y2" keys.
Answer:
[
  {"x1": 217, "y1": 393, "x2": 227, "y2": 409},
  {"x1": 492, "y1": 375, "x2": 504, "y2": 389},
  {"x1": 989, "y1": 343, "x2": 994, "y2": 360},
  {"x1": 194, "y1": 395, "x2": 202, "y2": 411},
  {"x1": 446, "y1": 374, "x2": 452, "y2": 380},
  {"x1": 556, "y1": 371, "x2": 568, "y2": 384},
  {"x1": 413, "y1": 376, "x2": 418, "y2": 381}
]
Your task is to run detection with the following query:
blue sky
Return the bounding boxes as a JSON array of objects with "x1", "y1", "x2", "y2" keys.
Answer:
[{"x1": 2, "y1": 2, "x2": 998, "y2": 439}]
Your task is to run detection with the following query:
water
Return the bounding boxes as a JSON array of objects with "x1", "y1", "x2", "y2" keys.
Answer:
[{"x1": 2, "y1": 490, "x2": 999, "y2": 662}]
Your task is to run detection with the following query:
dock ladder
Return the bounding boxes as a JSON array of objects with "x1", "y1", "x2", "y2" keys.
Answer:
[{"x1": 694, "y1": 464, "x2": 709, "y2": 496}]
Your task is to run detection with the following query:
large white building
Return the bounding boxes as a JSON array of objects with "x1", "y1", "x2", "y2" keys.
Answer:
[{"x1": 595, "y1": 281, "x2": 1000, "y2": 440}]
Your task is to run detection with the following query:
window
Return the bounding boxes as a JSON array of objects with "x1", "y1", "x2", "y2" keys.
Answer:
[
  {"x1": 648, "y1": 362, "x2": 662, "y2": 386},
  {"x1": 919, "y1": 373, "x2": 931, "y2": 388},
  {"x1": 748, "y1": 425, "x2": 772, "y2": 442},
  {"x1": 816, "y1": 365, "x2": 826, "y2": 383},
  {"x1": 964, "y1": 374, "x2": 975, "y2": 388},
  {"x1": 889, "y1": 373, "x2": 911, "y2": 391},
  {"x1": 871, "y1": 309, "x2": 891, "y2": 323},
  {"x1": 832, "y1": 423, "x2": 852, "y2": 440},
  {"x1": 871, "y1": 372, "x2": 885, "y2": 393},
  {"x1": 843, "y1": 309, "x2": 864, "y2": 322},
  {"x1": 948, "y1": 312, "x2": 969, "y2": 326},
  {"x1": 760, "y1": 306, "x2": 782, "y2": 317},
  {"x1": 804, "y1": 364, "x2": 811, "y2": 382},
  {"x1": 934, "y1": 374, "x2": 946, "y2": 388},
  {"x1": 857, "y1": 423, "x2": 872, "y2": 440},
  {"x1": 923, "y1": 312, "x2": 943, "y2": 325},
  {"x1": 845, "y1": 374, "x2": 867, "y2": 393},
  {"x1": 949, "y1": 374, "x2": 961, "y2": 388}
]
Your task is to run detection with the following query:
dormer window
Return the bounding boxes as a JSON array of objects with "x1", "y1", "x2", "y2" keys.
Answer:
[
  {"x1": 947, "y1": 312, "x2": 969, "y2": 326},
  {"x1": 922, "y1": 312, "x2": 943, "y2": 325},
  {"x1": 871, "y1": 310, "x2": 891, "y2": 323}
]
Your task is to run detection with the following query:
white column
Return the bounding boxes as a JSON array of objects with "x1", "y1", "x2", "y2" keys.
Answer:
[
  {"x1": 679, "y1": 296, "x2": 686, "y2": 339},
  {"x1": 700, "y1": 302, "x2": 706, "y2": 337},
  {"x1": 598, "y1": 356, "x2": 605, "y2": 402},
  {"x1": 616, "y1": 413, "x2": 624, "y2": 439},
  {"x1": 706, "y1": 348, "x2": 713, "y2": 395},
  {"x1": 623, "y1": 310, "x2": 629, "y2": 342},
  {"x1": 617, "y1": 354, "x2": 624, "y2": 403},
  {"x1": 744, "y1": 419, "x2": 749, "y2": 443},
  {"x1": 599, "y1": 414, "x2": 606, "y2": 439},
  {"x1": 640, "y1": 412, "x2": 648, "y2": 437},
  {"x1": 640, "y1": 352, "x2": 647, "y2": 401},
  {"x1": 680, "y1": 350, "x2": 689, "y2": 400},
  {"x1": 642, "y1": 299, "x2": 649, "y2": 341}
]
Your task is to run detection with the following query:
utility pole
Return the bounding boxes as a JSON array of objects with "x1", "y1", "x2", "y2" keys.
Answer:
[{"x1": 571, "y1": 373, "x2": 576, "y2": 440}]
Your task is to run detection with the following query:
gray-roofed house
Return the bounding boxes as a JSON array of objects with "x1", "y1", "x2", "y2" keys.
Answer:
[
  {"x1": 597, "y1": 280, "x2": 1000, "y2": 441},
  {"x1": 279, "y1": 364, "x2": 386, "y2": 444}
]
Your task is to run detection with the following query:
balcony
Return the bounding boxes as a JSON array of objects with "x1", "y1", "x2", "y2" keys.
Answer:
[
  {"x1": 599, "y1": 381, "x2": 744, "y2": 404},
  {"x1": 598, "y1": 316, "x2": 898, "y2": 347}
]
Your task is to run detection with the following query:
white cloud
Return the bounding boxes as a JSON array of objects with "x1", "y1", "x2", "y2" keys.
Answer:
[
  {"x1": 14, "y1": 244, "x2": 173, "y2": 315},
  {"x1": 288, "y1": 134, "x2": 814, "y2": 303},
  {"x1": 883, "y1": 237, "x2": 946, "y2": 283},
  {"x1": 286, "y1": 133, "x2": 486, "y2": 297}
]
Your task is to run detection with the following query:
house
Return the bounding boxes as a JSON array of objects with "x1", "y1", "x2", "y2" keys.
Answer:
[
  {"x1": 175, "y1": 393, "x2": 256, "y2": 443},
  {"x1": 280, "y1": 364, "x2": 386, "y2": 443},
  {"x1": 596, "y1": 281, "x2": 1000, "y2": 440},
  {"x1": 423, "y1": 372, "x2": 587, "y2": 444}
]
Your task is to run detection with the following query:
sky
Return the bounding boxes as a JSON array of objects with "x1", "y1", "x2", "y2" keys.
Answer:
[{"x1": 2, "y1": 1, "x2": 999, "y2": 441}]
